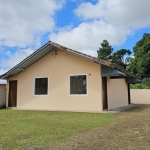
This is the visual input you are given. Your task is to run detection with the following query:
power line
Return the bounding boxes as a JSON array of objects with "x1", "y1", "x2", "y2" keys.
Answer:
[
  {"x1": 0, "y1": 45, "x2": 36, "y2": 52},
  {"x1": 0, "y1": 38, "x2": 38, "y2": 52},
  {"x1": 0, "y1": 44, "x2": 26, "y2": 49},
  {"x1": 0, "y1": 38, "x2": 31, "y2": 45}
]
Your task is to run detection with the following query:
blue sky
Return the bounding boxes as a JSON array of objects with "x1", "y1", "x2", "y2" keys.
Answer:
[{"x1": 0, "y1": 0, "x2": 150, "y2": 83}]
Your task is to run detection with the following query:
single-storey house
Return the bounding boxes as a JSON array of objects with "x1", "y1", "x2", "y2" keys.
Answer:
[{"x1": 0, "y1": 41, "x2": 141, "y2": 112}]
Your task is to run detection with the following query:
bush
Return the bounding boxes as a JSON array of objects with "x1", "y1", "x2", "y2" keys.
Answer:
[
  {"x1": 0, "y1": 104, "x2": 6, "y2": 109},
  {"x1": 130, "y1": 77, "x2": 150, "y2": 89}
]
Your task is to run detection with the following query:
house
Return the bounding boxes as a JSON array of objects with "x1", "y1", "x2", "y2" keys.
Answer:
[
  {"x1": 0, "y1": 41, "x2": 141, "y2": 112},
  {"x1": 0, "y1": 84, "x2": 6, "y2": 108}
]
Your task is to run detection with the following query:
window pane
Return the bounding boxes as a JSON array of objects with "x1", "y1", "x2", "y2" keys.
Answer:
[
  {"x1": 35, "y1": 78, "x2": 48, "y2": 95},
  {"x1": 70, "y1": 75, "x2": 87, "y2": 94}
]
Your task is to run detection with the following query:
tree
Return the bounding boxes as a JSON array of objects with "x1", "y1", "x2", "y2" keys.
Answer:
[
  {"x1": 130, "y1": 84, "x2": 149, "y2": 89},
  {"x1": 97, "y1": 40, "x2": 113, "y2": 60},
  {"x1": 142, "y1": 78, "x2": 150, "y2": 87},
  {"x1": 130, "y1": 77, "x2": 150, "y2": 89},
  {"x1": 97, "y1": 40, "x2": 132, "y2": 68},
  {"x1": 111, "y1": 49, "x2": 132, "y2": 68},
  {"x1": 127, "y1": 33, "x2": 150, "y2": 77}
]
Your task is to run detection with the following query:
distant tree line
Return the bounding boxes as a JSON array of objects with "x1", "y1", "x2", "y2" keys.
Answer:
[{"x1": 97, "y1": 33, "x2": 150, "y2": 89}]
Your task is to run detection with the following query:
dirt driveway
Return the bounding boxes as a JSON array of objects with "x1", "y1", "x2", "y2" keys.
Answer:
[{"x1": 52, "y1": 105, "x2": 150, "y2": 150}]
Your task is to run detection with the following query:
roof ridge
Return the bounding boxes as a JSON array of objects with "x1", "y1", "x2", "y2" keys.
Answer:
[{"x1": 49, "y1": 41, "x2": 141, "y2": 80}]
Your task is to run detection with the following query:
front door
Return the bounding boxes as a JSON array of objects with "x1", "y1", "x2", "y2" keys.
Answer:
[
  {"x1": 102, "y1": 77, "x2": 108, "y2": 110},
  {"x1": 8, "y1": 80, "x2": 17, "y2": 107}
]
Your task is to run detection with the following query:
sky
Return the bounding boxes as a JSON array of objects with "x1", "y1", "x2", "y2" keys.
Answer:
[{"x1": 0, "y1": 0, "x2": 150, "y2": 83}]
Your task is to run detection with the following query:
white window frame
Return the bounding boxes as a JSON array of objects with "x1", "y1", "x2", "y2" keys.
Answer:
[
  {"x1": 34, "y1": 76, "x2": 49, "y2": 96},
  {"x1": 69, "y1": 74, "x2": 88, "y2": 96}
]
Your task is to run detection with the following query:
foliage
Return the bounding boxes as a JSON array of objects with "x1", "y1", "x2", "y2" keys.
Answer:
[
  {"x1": 142, "y1": 77, "x2": 150, "y2": 87},
  {"x1": 127, "y1": 33, "x2": 150, "y2": 77},
  {"x1": 97, "y1": 40, "x2": 113, "y2": 60},
  {"x1": 0, "y1": 104, "x2": 6, "y2": 109},
  {"x1": 130, "y1": 77, "x2": 150, "y2": 89},
  {"x1": 111, "y1": 49, "x2": 132, "y2": 68},
  {"x1": 98, "y1": 34, "x2": 150, "y2": 88},
  {"x1": 0, "y1": 110, "x2": 114, "y2": 150},
  {"x1": 97, "y1": 40, "x2": 132, "y2": 68},
  {"x1": 130, "y1": 84, "x2": 149, "y2": 89}
]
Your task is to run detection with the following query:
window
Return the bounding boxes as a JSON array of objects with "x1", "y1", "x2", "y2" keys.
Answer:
[
  {"x1": 34, "y1": 77, "x2": 48, "y2": 95},
  {"x1": 70, "y1": 75, "x2": 87, "y2": 95}
]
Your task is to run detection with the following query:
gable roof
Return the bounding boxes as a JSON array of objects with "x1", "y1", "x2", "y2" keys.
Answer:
[{"x1": 0, "y1": 41, "x2": 141, "y2": 80}]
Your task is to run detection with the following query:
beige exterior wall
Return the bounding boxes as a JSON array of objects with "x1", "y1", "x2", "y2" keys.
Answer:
[
  {"x1": 7, "y1": 49, "x2": 103, "y2": 112},
  {"x1": 107, "y1": 78, "x2": 128, "y2": 109},
  {"x1": 131, "y1": 89, "x2": 150, "y2": 104},
  {"x1": 0, "y1": 85, "x2": 6, "y2": 107}
]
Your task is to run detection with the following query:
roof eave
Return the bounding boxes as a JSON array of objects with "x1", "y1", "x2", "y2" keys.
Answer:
[{"x1": 0, "y1": 42, "x2": 51, "y2": 79}]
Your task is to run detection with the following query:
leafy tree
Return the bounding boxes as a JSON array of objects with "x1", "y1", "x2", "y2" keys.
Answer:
[
  {"x1": 111, "y1": 49, "x2": 132, "y2": 68},
  {"x1": 97, "y1": 40, "x2": 113, "y2": 60},
  {"x1": 125, "y1": 57, "x2": 133, "y2": 65},
  {"x1": 142, "y1": 78, "x2": 150, "y2": 87},
  {"x1": 130, "y1": 77, "x2": 150, "y2": 89},
  {"x1": 130, "y1": 84, "x2": 149, "y2": 89},
  {"x1": 97, "y1": 40, "x2": 132, "y2": 68},
  {"x1": 127, "y1": 33, "x2": 150, "y2": 77}
]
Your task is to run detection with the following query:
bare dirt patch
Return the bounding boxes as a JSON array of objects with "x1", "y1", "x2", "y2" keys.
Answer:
[
  {"x1": 0, "y1": 145, "x2": 3, "y2": 150},
  {"x1": 51, "y1": 105, "x2": 150, "y2": 150}
]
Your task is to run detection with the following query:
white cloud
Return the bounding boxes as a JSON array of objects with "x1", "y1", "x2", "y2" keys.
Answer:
[
  {"x1": 0, "y1": 79, "x2": 6, "y2": 84},
  {"x1": 50, "y1": 0, "x2": 150, "y2": 57},
  {"x1": 75, "y1": 0, "x2": 150, "y2": 29},
  {"x1": 50, "y1": 21, "x2": 131, "y2": 56},
  {"x1": 0, "y1": 0, "x2": 64, "y2": 47},
  {"x1": 0, "y1": 69, "x2": 7, "y2": 84},
  {"x1": 0, "y1": 48, "x2": 35, "y2": 69},
  {"x1": 0, "y1": 47, "x2": 34, "y2": 83},
  {"x1": 1, "y1": 0, "x2": 150, "y2": 79},
  {"x1": 0, "y1": 0, "x2": 65, "y2": 83},
  {"x1": 0, "y1": 69, "x2": 7, "y2": 75}
]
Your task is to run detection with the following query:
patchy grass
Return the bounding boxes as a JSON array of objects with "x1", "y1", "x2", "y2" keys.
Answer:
[
  {"x1": 52, "y1": 105, "x2": 150, "y2": 150},
  {"x1": 0, "y1": 110, "x2": 114, "y2": 150}
]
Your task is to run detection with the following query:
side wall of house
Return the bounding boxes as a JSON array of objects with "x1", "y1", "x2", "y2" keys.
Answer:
[
  {"x1": 107, "y1": 78, "x2": 128, "y2": 109},
  {"x1": 0, "y1": 85, "x2": 6, "y2": 107},
  {"x1": 7, "y1": 49, "x2": 103, "y2": 112}
]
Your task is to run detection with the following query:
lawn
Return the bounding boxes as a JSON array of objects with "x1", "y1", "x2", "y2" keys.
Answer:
[
  {"x1": 52, "y1": 105, "x2": 150, "y2": 150},
  {"x1": 0, "y1": 109, "x2": 114, "y2": 150}
]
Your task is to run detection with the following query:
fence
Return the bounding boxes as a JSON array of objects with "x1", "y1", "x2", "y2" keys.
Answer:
[
  {"x1": 131, "y1": 89, "x2": 150, "y2": 104},
  {"x1": 0, "y1": 84, "x2": 6, "y2": 108}
]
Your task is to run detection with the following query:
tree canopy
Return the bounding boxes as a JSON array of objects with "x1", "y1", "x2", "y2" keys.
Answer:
[
  {"x1": 97, "y1": 40, "x2": 132, "y2": 68},
  {"x1": 130, "y1": 78, "x2": 150, "y2": 89},
  {"x1": 97, "y1": 40, "x2": 113, "y2": 61},
  {"x1": 111, "y1": 49, "x2": 132, "y2": 68},
  {"x1": 127, "y1": 33, "x2": 150, "y2": 77},
  {"x1": 97, "y1": 33, "x2": 150, "y2": 89}
]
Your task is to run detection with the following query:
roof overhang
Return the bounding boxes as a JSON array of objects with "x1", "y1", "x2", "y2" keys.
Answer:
[
  {"x1": 125, "y1": 77, "x2": 142, "y2": 84},
  {"x1": 101, "y1": 65, "x2": 126, "y2": 77},
  {"x1": 0, "y1": 43, "x2": 56, "y2": 79},
  {"x1": 101, "y1": 65, "x2": 141, "y2": 83}
]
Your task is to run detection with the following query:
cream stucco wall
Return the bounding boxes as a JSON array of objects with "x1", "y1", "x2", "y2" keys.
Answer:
[
  {"x1": 131, "y1": 89, "x2": 150, "y2": 104},
  {"x1": 107, "y1": 77, "x2": 128, "y2": 109},
  {"x1": 7, "y1": 49, "x2": 103, "y2": 112}
]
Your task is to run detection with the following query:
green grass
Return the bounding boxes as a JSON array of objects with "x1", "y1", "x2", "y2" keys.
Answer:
[{"x1": 0, "y1": 109, "x2": 115, "y2": 150}]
